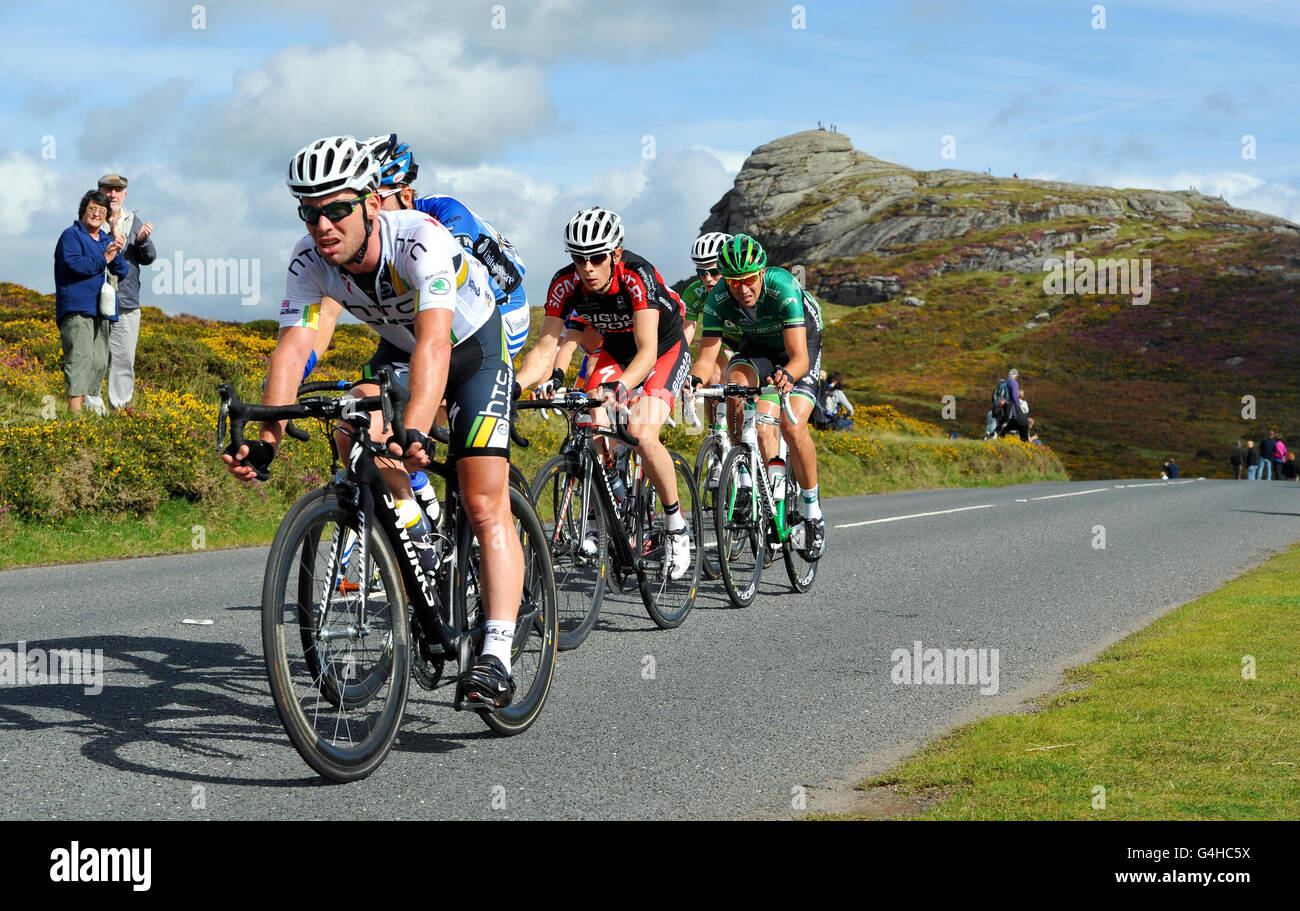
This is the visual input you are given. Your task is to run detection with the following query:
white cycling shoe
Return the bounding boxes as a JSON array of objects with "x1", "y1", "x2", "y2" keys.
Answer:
[{"x1": 667, "y1": 527, "x2": 692, "y2": 581}]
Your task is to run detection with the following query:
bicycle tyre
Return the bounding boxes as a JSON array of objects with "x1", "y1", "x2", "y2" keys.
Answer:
[
  {"x1": 263, "y1": 488, "x2": 410, "y2": 782},
  {"x1": 782, "y1": 475, "x2": 818, "y2": 593},
  {"x1": 530, "y1": 452, "x2": 607, "y2": 650},
  {"x1": 693, "y1": 435, "x2": 725, "y2": 581},
  {"x1": 456, "y1": 486, "x2": 558, "y2": 736},
  {"x1": 715, "y1": 444, "x2": 764, "y2": 608},
  {"x1": 633, "y1": 450, "x2": 701, "y2": 629}
]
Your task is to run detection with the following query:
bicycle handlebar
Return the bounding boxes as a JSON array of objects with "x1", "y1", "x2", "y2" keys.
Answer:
[
  {"x1": 516, "y1": 390, "x2": 641, "y2": 447},
  {"x1": 693, "y1": 383, "x2": 798, "y2": 424}
]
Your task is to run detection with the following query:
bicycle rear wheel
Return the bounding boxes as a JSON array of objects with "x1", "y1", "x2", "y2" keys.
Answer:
[
  {"x1": 263, "y1": 488, "x2": 410, "y2": 782},
  {"x1": 530, "y1": 453, "x2": 606, "y2": 650},
  {"x1": 633, "y1": 450, "x2": 700, "y2": 629},
  {"x1": 693, "y1": 435, "x2": 726, "y2": 581},
  {"x1": 456, "y1": 487, "x2": 558, "y2": 735},
  {"x1": 782, "y1": 475, "x2": 818, "y2": 593},
  {"x1": 715, "y1": 445, "x2": 765, "y2": 608}
]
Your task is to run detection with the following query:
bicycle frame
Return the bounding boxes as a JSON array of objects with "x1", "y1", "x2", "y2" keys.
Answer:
[
  {"x1": 520, "y1": 394, "x2": 661, "y2": 581},
  {"x1": 697, "y1": 385, "x2": 798, "y2": 543}
]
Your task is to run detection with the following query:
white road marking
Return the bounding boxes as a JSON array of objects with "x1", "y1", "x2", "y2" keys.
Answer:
[
  {"x1": 835, "y1": 504, "x2": 995, "y2": 528},
  {"x1": 1015, "y1": 498, "x2": 1028, "y2": 502},
  {"x1": 1030, "y1": 487, "x2": 1110, "y2": 500}
]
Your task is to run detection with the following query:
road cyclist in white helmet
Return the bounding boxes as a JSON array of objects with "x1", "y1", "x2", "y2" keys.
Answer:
[
  {"x1": 221, "y1": 134, "x2": 525, "y2": 707},
  {"x1": 516, "y1": 206, "x2": 695, "y2": 580}
]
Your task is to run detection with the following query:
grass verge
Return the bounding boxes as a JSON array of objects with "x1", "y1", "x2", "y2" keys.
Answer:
[{"x1": 832, "y1": 543, "x2": 1300, "y2": 820}]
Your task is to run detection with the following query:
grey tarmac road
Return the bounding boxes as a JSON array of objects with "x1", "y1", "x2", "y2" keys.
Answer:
[{"x1": 1, "y1": 477, "x2": 1296, "y2": 820}]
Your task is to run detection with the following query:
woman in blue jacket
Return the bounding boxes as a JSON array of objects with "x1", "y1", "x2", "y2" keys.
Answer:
[{"x1": 55, "y1": 189, "x2": 127, "y2": 413}]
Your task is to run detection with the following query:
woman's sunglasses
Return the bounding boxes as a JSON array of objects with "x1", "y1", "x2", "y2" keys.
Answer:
[
  {"x1": 297, "y1": 194, "x2": 369, "y2": 226},
  {"x1": 571, "y1": 252, "x2": 610, "y2": 267}
]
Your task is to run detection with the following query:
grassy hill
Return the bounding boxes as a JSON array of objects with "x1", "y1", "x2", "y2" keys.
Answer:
[{"x1": 0, "y1": 282, "x2": 1061, "y2": 567}]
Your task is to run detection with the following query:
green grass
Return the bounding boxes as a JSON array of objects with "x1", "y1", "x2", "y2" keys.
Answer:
[
  {"x1": 0, "y1": 489, "x2": 291, "y2": 568},
  {"x1": 833, "y1": 543, "x2": 1300, "y2": 819}
]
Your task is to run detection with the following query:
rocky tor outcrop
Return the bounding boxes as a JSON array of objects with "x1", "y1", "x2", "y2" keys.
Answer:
[{"x1": 701, "y1": 130, "x2": 1300, "y2": 304}]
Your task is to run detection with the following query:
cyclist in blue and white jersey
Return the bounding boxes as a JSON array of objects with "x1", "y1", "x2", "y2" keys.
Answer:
[{"x1": 368, "y1": 133, "x2": 530, "y2": 357}]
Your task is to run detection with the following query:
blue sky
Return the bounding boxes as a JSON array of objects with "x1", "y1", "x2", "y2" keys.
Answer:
[{"x1": 3, "y1": 0, "x2": 1298, "y2": 320}]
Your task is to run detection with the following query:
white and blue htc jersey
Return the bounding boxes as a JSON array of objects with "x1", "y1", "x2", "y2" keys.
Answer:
[{"x1": 413, "y1": 194, "x2": 530, "y2": 357}]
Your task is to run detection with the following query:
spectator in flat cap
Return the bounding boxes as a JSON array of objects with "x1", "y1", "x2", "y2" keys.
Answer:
[{"x1": 95, "y1": 173, "x2": 155, "y2": 410}]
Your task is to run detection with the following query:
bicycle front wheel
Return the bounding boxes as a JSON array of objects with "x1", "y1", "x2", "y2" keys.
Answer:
[
  {"x1": 694, "y1": 435, "x2": 726, "y2": 581},
  {"x1": 530, "y1": 452, "x2": 606, "y2": 650},
  {"x1": 456, "y1": 486, "x2": 558, "y2": 736},
  {"x1": 263, "y1": 488, "x2": 410, "y2": 783},
  {"x1": 633, "y1": 450, "x2": 701, "y2": 629},
  {"x1": 715, "y1": 445, "x2": 765, "y2": 608}
]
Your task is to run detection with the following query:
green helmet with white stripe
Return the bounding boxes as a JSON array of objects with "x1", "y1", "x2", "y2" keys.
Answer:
[{"x1": 717, "y1": 233, "x2": 768, "y2": 277}]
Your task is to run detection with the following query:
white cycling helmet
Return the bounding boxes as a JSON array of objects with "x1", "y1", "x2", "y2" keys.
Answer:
[
  {"x1": 287, "y1": 135, "x2": 379, "y2": 198},
  {"x1": 690, "y1": 231, "x2": 731, "y2": 267},
  {"x1": 564, "y1": 206, "x2": 624, "y2": 256}
]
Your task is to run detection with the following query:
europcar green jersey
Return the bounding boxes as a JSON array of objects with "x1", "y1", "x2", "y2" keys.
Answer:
[{"x1": 701, "y1": 266, "x2": 822, "y2": 351}]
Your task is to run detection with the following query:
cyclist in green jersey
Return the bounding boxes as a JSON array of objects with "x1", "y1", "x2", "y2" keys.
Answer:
[{"x1": 690, "y1": 234, "x2": 826, "y2": 559}]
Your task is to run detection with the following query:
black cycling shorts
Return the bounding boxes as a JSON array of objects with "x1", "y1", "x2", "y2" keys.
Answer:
[
  {"x1": 362, "y1": 307, "x2": 515, "y2": 459},
  {"x1": 730, "y1": 332, "x2": 822, "y2": 406}
]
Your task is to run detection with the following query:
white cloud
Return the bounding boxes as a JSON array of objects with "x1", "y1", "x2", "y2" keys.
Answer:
[
  {"x1": 177, "y1": 40, "x2": 553, "y2": 179},
  {"x1": 0, "y1": 150, "x2": 59, "y2": 236}
]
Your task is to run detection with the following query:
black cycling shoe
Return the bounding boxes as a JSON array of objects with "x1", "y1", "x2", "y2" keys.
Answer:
[
  {"x1": 804, "y1": 517, "x2": 826, "y2": 561},
  {"x1": 459, "y1": 654, "x2": 516, "y2": 709}
]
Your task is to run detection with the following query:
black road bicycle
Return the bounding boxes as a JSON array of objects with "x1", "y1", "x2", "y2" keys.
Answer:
[
  {"x1": 519, "y1": 391, "x2": 701, "y2": 650},
  {"x1": 217, "y1": 370, "x2": 557, "y2": 782}
]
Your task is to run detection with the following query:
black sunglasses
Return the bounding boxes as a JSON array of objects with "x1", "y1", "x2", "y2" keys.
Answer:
[
  {"x1": 571, "y1": 252, "x2": 610, "y2": 266},
  {"x1": 696, "y1": 267, "x2": 721, "y2": 278},
  {"x1": 297, "y1": 193, "x2": 369, "y2": 226}
]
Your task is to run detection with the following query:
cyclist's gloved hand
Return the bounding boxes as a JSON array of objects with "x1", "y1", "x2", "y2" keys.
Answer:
[
  {"x1": 511, "y1": 381, "x2": 522, "y2": 401},
  {"x1": 223, "y1": 439, "x2": 275, "y2": 480},
  {"x1": 537, "y1": 367, "x2": 565, "y2": 400},
  {"x1": 389, "y1": 428, "x2": 431, "y2": 464},
  {"x1": 769, "y1": 367, "x2": 795, "y2": 395},
  {"x1": 689, "y1": 374, "x2": 704, "y2": 391},
  {"x1": 598, "y1": 381, "x2": 629, "y2": 409}
]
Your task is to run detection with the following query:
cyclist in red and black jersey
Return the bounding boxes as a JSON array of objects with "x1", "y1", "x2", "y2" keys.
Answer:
[{"x1": 516, "y1": 206, "x2": 692, "y2": 579}]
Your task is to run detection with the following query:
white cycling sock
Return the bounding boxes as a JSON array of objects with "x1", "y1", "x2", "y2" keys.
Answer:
[
  {"x1": 664, "y1": 500, "x2": 686, "y2": 532},
  {"x1": 802, "y1": 485, "x2": 822, "y2": 520},
  {"x1": 483, "y1": 621, "x2": 515, "y2": 673}
]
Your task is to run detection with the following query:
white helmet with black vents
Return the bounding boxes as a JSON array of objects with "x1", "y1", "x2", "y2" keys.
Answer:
[
  {"x1": 690, "y1": 231, "x2": 731, "y2": 267},
  {"x1": 564, "y1": 206, "x2": 624, "y2": 256},
  {"x1": 286, "y1": 135, "x2": 379, "y2": 198}
]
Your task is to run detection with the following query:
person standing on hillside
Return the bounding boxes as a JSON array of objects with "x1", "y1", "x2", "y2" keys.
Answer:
[
  {"x1": 1230, "y1": 440, "x2": 1245, "y2": 479},
  {"x1": 1245, "y1": 440, "x2": 1260, "y2": 480},
  {"x1": 1258, "y1": 430, "x2": 1276, "y2": 480},
  {"x1": 95, "y1": 174, "x2": 155, "y2": 411},
  {"x1": 55, "y1": 189, "x2": 128, "y2": 414},
  {"x1": 1273, "y1": 437, "x2": 1288, "y2": 480}
]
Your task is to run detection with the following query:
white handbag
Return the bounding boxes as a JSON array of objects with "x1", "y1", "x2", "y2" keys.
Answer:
[{"x1": 99, "y1": 278, "x2": 117, "y2": 318}]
